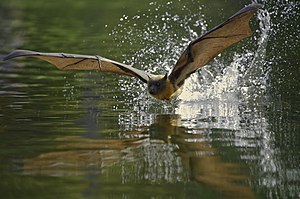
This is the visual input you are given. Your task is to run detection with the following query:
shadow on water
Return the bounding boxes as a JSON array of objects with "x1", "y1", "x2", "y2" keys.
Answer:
[{"x1": 0, "y1": 0, "x2": 299, "y2": 199}]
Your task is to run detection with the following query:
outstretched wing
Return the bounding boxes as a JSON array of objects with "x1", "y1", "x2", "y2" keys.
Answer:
[
  {"x1": 168, "y1": 4, "x2": 261, "y2": 87},
  {"x1": 2, "y1": 49, "x2": 150, "y2": 83}
]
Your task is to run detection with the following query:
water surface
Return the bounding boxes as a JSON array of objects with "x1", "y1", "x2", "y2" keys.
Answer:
[{"x1": 0, "y1": 0, "x2": 299, "y2": 199}]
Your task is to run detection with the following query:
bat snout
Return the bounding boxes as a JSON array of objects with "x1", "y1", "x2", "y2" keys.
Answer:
[{"x1": 148, "y1": 84, "x2": 158, "y2": 95}]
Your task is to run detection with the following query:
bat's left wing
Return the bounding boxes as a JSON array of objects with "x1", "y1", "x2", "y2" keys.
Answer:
[
  {"x1": 2, "y1": 49, "x2": 150, "y2": 83},
  {"x1": 168, "y1": 4, "x2": 262, "y2": 87}
]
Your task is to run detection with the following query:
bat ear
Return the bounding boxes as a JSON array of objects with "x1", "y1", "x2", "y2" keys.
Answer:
[
  {"x1": 146, "y1": 74, "x2": 153, "y2": 82},
  {"x1": 163, "y1": 73, "x2": 168, "y2": 80}
]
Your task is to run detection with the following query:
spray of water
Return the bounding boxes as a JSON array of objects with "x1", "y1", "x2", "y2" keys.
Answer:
[
  {"x1": 111, "y1": 2, "x2": 300, "y2": 197},
  {"x1": 111, "y1": 1, "x2": 271, "y2": 129}
]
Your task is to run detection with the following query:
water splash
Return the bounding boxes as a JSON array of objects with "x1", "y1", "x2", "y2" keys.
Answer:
[
  {"x1": 112, "y1": 2, "x2": 299, "y2": 198},
  {"x1": 107, "y1": 2, "x2": 197, "y2": 128},
  {"x1": 112, "y1": 2, "x2": 270, "y2": 128}
]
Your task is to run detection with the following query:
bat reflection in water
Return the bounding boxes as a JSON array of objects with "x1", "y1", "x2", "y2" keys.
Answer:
[{"x1": 2, "y1": 4, "x2": 262, "y2": 100}]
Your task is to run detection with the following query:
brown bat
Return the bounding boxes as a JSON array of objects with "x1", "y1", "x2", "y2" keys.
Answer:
[{"x1": 2, "y1": 4, "x2": 261, "y2": 100}]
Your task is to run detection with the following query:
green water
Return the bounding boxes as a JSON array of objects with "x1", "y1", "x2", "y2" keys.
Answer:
[{"x1": 0, "y1": 0, "x2": 299, "y2": 199}]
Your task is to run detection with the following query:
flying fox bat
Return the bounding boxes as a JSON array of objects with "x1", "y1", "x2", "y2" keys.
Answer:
[{"x1": 2, "y1": 4, "x2": 261, "y2": 100}]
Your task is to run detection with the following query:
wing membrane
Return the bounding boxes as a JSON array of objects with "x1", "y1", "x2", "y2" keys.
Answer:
[
  {"x1": 3, "y1": 49, "x2": 150, "y2": 83},
  {"x1": 169, "y1": 4, "x2": 261, "y2": 87}
]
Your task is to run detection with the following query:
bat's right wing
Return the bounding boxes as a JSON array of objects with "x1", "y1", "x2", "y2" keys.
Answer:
[
  {"x1": 168, "y1": 4, "x2": 261, "y2": 87},
  {"x1": 2, "y1": 49, "x2": 150, "y2": 83}
]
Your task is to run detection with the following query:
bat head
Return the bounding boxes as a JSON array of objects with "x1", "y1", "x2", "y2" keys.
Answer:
[{"x1": 147, "y1": 74, "x2": 168, "y2": 96}]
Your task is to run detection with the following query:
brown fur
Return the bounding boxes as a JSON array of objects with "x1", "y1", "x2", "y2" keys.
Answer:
[{"x1": 151, "y1": 79, "x2": 181, "y2": 100}]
